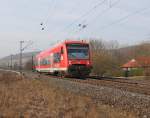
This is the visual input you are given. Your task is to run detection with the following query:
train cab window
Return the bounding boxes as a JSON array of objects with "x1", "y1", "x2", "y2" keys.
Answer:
[
  {"x1": 54, "y1": 53, "x2": 61, "y2": 63},
  {"x1": 67, "y1": 44, "x2": 89, "y2": 59}
]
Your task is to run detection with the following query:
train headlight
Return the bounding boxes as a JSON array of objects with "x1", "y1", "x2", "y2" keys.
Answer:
[
  {"x1": 87, "y1": 61, "x2": 89, "y2": 65},
  {"x1": 69, "y1": 61, "x2": 71, "y2": 65}
]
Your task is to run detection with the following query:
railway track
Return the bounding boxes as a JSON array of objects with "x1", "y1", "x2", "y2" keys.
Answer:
[
  {"x1": 28, "y1": 72, "x2": 150, "y2": 95},
  {"x1": 69, "y1": 77, "x2": 150, "y2": 95},
  {"x1": 3, "y1": 70, "x2": 149, "y2": 96}
]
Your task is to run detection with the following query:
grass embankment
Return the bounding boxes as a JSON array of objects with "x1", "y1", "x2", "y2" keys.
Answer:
[{"x1": 0, "y1": 72, "x2": 137, "y2": 118}]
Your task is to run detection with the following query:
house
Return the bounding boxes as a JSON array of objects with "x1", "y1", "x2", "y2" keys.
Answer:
[
  {"x1": 122, "y1": 57, "x2": 150, "y2": 77},
  {"x1": 122, "y1": 59, "x2": 140, "y2": 70},
  {"x1": 122, "y1": 57, "x2": 150, "y2": 69}
]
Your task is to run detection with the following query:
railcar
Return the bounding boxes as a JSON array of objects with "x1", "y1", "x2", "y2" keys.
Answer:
[{"x1": 35, "y1": 40, "x2": 92, "y2": 77}]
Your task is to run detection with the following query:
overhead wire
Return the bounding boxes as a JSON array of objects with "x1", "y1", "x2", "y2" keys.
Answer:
[
  {"x1": 76, "y1": 2, "x2": 150, "y2": 37},
  {"x1": 97, "y1": 7, "x2": 150, "y2": 31},
  {"x1": 40, "y1": 0, "x2": 55, "y2": 30},
  {"x1": 45, "y1": 0, "x2": 55, "y2": 24},
  {"x1": 76, "y1": 0, "x2": 121, "y2": 33},
  {"x1": 57, "y1": 0, "x2": 107, "y2": 34}
]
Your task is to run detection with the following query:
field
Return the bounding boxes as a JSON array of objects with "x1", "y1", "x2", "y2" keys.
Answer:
[{"x1": 0, "y1": 70, "x2": 150, "y2": 118}]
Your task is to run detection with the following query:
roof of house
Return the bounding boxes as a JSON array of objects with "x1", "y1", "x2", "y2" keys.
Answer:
[
  {"x1": 122, "y1": 56, "x2": 150, "y2": 68},
  {"x1": 122, "y1": 59, "x2": 140, "y2": 68}
]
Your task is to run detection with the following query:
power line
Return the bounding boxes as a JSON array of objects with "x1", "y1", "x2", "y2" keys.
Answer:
[
  {"x1": 58, "y1": 0, "x2": 107, "y2": 34},
  {"x1": 77, "y1": 5, "x2": 150, "y2": 36},
  {"x1": 40, "y1": 0, "x2": 55, "y2": 30},
  {"x1": 45, "y1": 0, "x2": 55, "y2": 24},
  {"x1": 77, "y1": 0, "x2": 121, "y2": 32},
  {"x1": 98, "y1": 7, "x2": 150, "y2": 31}
]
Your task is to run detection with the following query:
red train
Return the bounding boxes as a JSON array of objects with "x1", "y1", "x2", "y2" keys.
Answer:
[{"x1": 35, "y1": 40, "x2": 92, "y2": 77}]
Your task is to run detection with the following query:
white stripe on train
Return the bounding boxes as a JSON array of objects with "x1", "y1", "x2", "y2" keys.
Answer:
[{"x1": 36, "y1": 68, "x2": 67, "y2": 73}]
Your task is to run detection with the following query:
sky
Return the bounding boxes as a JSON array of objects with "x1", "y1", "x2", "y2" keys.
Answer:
[{"x1": 0, "y1": 0, "x2": 150, "y2": 58}]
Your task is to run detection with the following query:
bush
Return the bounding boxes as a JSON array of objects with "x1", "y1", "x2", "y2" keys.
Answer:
[{"x1": 129, "y1": 68, "x2": 144, "y2": 76}]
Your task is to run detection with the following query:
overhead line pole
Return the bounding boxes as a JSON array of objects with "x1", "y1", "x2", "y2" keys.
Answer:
[
  {"x1": 31, "y1": 54, "x2": 34, "y2": 71},
  {"x1": 19, "y1": 40, "x2": 33, "y2": 74},
  {"x1": 10, "y1": 54, "x2": 13, "y2": 70},
  {"x1": 19, "y1": 41, "x2": 24, "y2": 74}
]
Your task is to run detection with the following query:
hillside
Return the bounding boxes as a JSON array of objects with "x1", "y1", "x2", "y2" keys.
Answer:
[
  {"x1": 117, "y1": 43, "x2": 150, "y2": 63},
  {"x1": 0, "y1": 51, "x2": 39, "y2": 68}
]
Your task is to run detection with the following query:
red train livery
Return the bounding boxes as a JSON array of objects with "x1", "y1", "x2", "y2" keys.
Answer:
[{"x1": 35, "y1": 40, "x2": 92, "y2": 77}]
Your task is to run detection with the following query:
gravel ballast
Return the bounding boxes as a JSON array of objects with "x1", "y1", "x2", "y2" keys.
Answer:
[{"x1": 41, "y1": 78, "x2": 150, "y2": 118}]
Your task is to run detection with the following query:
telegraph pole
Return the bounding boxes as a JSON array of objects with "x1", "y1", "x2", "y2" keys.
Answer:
[
  {"x1": 20, "y1": 41, "x2": 24, "y2": 73},
  {"x1": 31, "y1": 54, "x2": 34, "y2": 71},
  {"x1": 10, "y1": 54, "x2": 13, "y2": 69},
  {"x1": 7, "y1": 62, "x2": 9, "y2": 69},
  {"x1": 19, "y1": 40, "x2": 33, "y2": 74}
]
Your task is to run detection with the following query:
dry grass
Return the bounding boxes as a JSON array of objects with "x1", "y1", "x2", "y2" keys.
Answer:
[{"x1": 0, "y1": 72, "x2": 137, "y2": 118}]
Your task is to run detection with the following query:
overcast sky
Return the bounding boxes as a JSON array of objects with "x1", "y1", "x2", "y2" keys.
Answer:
[{"x1": 0, "y1": 0, "x2": 150, "y2": 58}]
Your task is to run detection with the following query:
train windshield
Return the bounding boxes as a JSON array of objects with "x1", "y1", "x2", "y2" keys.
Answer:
[{"x1": 67, "y1": 44, "x2": 89, "y2": 59}]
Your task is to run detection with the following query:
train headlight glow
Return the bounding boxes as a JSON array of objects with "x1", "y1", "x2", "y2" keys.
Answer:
[
  {"x1": 87, "y1": 61, "x2": 89, "y2": 65},
  {"x1": 69, "y1": 61, "x2": 71, "y2": 65}
]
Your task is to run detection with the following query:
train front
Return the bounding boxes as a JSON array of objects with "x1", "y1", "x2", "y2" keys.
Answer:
[{"x1": 66, "y1": 41, "x2": 92, "y2": 78}]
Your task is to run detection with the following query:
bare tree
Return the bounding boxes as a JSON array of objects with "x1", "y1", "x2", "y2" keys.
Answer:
[{"x1": 90, "y1": 39, "x2": 122, "y2": 77}]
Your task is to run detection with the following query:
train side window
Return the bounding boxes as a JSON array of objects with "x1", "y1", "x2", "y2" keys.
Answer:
[
  {"x1": 40, "y1": 59, "x2": 46, "y2": 65},
  {"x1": 54, "y1": 53, "x2": 61, "y2": 63},
  {"x1": 44, "y1": 59, "x2": 47, "y2": 65},
  {"x1": 46, "y1": 58, "x2": 51, "y2": 65},
  {"x1": 42, "y1": 59, "x2": 45, "y2": 65},
  {"x1": 47, "y1": 56, "x2": 51, "y2": 64},
  {"x1": 40, "y1": 59, "x2": 43, "y2": 65}
]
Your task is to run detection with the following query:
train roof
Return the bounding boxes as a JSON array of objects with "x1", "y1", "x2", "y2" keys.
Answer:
[
  {"x1": 36, "y1": 40, "x2": 89, "y2": 58},
  {"x1": 64, "y1": 40, "x2": 89, "y2": 44}
]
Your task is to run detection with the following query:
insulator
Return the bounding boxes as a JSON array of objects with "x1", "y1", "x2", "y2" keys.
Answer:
[
  {"x1": 82, "y1": 25, "x2": 87, "y2": 29},
  {"x1": 78, "y1": 24, "x2": 82, "y2": 27}
]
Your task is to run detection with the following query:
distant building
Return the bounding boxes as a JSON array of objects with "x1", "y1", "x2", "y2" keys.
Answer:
[
  {"x1": 122, "y1": 57, "x2": 150, "y2": 69},
  {"x1": 122, "y1": 57, "x2": 150, "y2": 77},
  {"x1": 122, "y1": 59, "x2": 140, "y2": 70}
]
